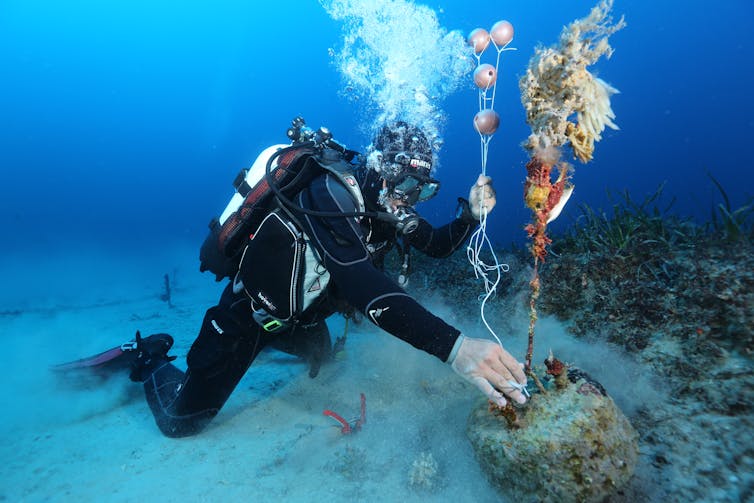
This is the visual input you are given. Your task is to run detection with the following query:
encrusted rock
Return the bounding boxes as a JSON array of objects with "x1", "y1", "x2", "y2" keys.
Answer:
[{"x1": 467, "y1": 373, "x2": 638, "y2": 502}]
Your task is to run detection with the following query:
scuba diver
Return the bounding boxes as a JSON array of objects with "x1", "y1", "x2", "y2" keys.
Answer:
[{"x1": 62, "y1": 119, "x2": 527, "y2": 438}]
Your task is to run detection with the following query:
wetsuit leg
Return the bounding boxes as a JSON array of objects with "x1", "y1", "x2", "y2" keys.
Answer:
[
  {"x1": 267, "y1": 320, "x2": 332, "y2": 378},
  {"x1": 143, "y1": 288, "x2": 273, "y2": 438}
]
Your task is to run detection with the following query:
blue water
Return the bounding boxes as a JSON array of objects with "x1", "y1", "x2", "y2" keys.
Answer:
[
  {"x1": 1, "y1": 2, "x2": 753, "y2": 501},
  {"x1": 2, "y1": 0, "x2": 752, "y2": 254}
]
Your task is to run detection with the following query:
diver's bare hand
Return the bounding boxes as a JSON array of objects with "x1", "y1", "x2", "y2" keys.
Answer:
[{"x1": 448, "y1": 335, "x2": 527, "y2": 407}]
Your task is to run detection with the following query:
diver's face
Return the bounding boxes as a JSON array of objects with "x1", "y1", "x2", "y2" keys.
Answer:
[
  {"x1": 379, "y1": 179, "x2": 408, "y2": 211},
  {"x1": 382, "y1": 152, "x2": 440, "y2": 205},
  {"x1": 389, "y1": 172, "x2": 440, "y2": 205}
]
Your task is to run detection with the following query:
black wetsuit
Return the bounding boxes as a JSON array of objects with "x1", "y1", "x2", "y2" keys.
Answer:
[{"x1": 143, "y1": 171, "x2": 475, "y2": 437}]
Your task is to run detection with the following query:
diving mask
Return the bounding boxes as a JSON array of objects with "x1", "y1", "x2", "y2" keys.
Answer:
[
  {"x1": 391, "y1": 172, "x2": 440, "y2": 204},
  {"x1": 385, "y1": 151, "x2": 439, "y2": 204}
]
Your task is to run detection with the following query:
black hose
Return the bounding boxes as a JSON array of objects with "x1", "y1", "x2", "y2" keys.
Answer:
[{"x1": 264, "y1": 142, "x2": 398, "y2": 224}]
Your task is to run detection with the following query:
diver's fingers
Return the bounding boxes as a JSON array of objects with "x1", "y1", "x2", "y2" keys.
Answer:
[
  {"x1": 475, "y1": 349, "x2": 527, "y2": 405},
  {"x1": 489, "y1": 346, "x2": 527, "y2": 385},
  {"x1": 450, "y1": 337, "x2": 527, "y2": 405},
  {"x1": 483, "y1": 365, "x2": 527, "y2": 405},
  {"x1": 471, "y1": 375, "x2": 507, "y2": 407},
  {"x1": 493, "y1": 377, "x2": 527, "y2": 405}
]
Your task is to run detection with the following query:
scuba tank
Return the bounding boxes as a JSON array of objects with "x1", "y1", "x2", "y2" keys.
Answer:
[
  {"x1": 199, "y1": 116, "x2": 409, "y2": 283},
  {"x1": 199, "y1": 116, "x2": 368, "y2": 282},
  {"x1": 199, "y1": 142, "x2": 315, "y2": 281},
  {"x1": 218, "y1": 144, "x2": 289, "y2": 228}
]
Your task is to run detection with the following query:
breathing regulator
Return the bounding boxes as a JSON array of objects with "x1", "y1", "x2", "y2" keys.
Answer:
[{"x1": 286, "y1": 116, "x2": 347, "y2": 154}]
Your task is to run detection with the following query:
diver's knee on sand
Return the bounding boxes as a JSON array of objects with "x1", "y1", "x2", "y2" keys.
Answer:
[{"x1": 143, "y1": 306, "x2": 270, "y2": 438}]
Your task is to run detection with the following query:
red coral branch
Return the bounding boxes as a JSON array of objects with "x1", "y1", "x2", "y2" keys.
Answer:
[
  {"x1": 522, "y1": 153, "x2": 572, "y2": 383},
  {"x1": 523, "y1": 157, "x2": 570, "y2": 263}
]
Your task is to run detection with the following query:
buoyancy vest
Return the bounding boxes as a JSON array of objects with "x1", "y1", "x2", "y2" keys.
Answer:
[
  {"x1": 199, "y1": 144, "x2": 315, "y2": 281},
  {"x1": 199, "y1": 143, "x2": 365, "y2": 330}
]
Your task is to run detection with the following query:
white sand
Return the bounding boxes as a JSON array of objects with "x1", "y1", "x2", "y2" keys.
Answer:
[
  {"x1": 1, "y1": 244, "x2": 681, "y2": 502},
  {"x1": 0, "y1": 246, "x2": 504, "y2": 502}
]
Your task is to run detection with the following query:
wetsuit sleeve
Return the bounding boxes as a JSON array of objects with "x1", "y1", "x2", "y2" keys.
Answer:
[
  {"x1": 296, "y1": 174, "x2": 460, "y2": 361},
  {"x1": 405, "y1": 213, "x2": 475, "y2": 258}
]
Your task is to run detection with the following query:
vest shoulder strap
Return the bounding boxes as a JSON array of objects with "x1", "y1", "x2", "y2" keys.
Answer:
[{"x1": 311, "y1": 152, "x2": 366, "y2": 214}]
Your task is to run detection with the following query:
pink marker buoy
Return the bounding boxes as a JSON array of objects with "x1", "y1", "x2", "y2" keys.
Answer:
[
  {"x1": 490, "y1": 20, "x2": 514, "y2": 47},
  {"x1": 473, "y1": 63, "x2": 497, "y2": 89},
  {"x1": 468, "y1": 28, "x2": 490, "y2": 55},
  {"x1": 474, "y1": 109, "x2": 500, "y2": 135}
]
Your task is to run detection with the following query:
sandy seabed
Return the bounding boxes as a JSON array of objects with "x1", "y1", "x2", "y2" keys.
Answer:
[
  {"x1": 0, "y1": 246, "x2": 502, "y2": 502},
  {"x1": 0, "y1": 244, "x2": 742, "y2": 502}
]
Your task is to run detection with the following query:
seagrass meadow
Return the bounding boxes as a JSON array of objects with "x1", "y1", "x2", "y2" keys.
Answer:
[{"x1": 402, "y1": 184, "x2": 754, "y2": 501}]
